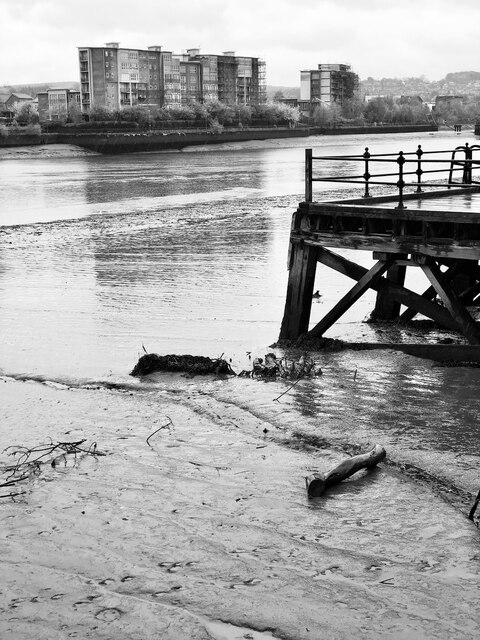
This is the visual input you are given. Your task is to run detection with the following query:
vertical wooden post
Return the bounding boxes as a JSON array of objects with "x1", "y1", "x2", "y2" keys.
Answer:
[
  {"x1": 279, "y1": 240, "x2": 318, "y2": 340},
  {"x1": 371, "y1": 254, "x2": 407, "y2": 320},
  {"x1": 305, "y1": 148, "x2": 313, "y2": 203},
  {"x1": 463, "y1": 142, "x2": 472, "y2": 184}
]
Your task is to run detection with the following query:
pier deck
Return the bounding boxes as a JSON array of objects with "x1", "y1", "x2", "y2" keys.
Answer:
[{"x1": 280, "y1": 144, "x2": 480, "y2": 349}]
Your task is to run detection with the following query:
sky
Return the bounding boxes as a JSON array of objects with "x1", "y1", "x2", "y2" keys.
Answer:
[{"x1": 1, "y1": 0, "x2": 480, "y2": 87}]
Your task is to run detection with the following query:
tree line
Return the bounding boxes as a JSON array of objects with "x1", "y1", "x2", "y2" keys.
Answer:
[{"x1": 75, "y1": 100, "x2": 301, "y2": 130}]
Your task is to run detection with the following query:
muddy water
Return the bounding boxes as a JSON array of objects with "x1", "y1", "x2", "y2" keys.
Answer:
[{"x1": 0, "y1": 132, "x2": 479, "y2": 638}]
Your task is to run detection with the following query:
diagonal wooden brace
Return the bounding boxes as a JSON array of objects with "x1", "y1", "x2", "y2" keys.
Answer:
[
  {"x1": 307, "y1": 259, "x2": 393, "y2": 338},
  {"x1": 420, "y1": 261, "x2": 480, "y2": 344},
  {"x1": 314, "y1": 245, "x2": 459, "y2": 332}
]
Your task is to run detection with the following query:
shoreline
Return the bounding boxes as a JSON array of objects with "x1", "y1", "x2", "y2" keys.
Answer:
[{"x1": 0, "y1": 123, "x2": 438, "y2": 154}]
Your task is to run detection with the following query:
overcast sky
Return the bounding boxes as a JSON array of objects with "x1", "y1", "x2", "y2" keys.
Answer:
[{"x1": 1, "y1": 0, "x2": 479, "y2": 87}]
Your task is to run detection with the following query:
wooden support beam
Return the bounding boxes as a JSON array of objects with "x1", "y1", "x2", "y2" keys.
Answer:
[
  {"x1": 461, "y1": 280, "x2": 480, "y2": 305},
  {"x1": 314, "y1": 246, "x2": 459, "y2": 331},
  {"x1": 399, "y1": 284, "x2": 437, "y2": 322},
  {"x1": 307, "y1": 260, "x2": 393, "y2": 338},
  {"x1": 279, "y1": 241, "x2": 318, "y2": 340},
  {"x1": 399, "y1": 262, "x2": 463, "y2": 322},
  {"x1": 420, "y1": 261, "x2": 480, "y2": 344}
]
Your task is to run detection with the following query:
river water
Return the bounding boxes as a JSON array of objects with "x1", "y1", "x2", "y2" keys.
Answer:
[
  {"x1": 0, "y1": 131, "x2": 479, "y2": 638},
  {"x1": 1, "y1": 130, "x2": 479, "y2": 490}
]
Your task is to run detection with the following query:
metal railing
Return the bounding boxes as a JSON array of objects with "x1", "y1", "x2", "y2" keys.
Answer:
[{"x1": 305, "y1": 143, "x2": 480, "y2": 209}]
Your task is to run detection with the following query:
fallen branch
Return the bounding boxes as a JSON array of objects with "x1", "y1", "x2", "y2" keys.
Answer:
[
  {"x1": 1, "y1": 439, "x2": 106, "y2": 499},
  {"x1": 146, "y1": 417, "x2": 172, "y2": 447},
  {"x1": 273, "y1": 375, "x2": 306, "y2": 402},
  {"x1": 468, "y1": 487, "x2": 480, "y2": 521},
  {"x1": 305, "y1": 444, "x2": 386, "y2": 498}
]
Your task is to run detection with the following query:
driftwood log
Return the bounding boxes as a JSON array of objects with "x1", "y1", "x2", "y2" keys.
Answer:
[
  {"x1": 468, "y1": 488, "x2": 480, "y2": 521},
  {"x1": 305, "y1": 444, "x2": 386, "y2": 498}
]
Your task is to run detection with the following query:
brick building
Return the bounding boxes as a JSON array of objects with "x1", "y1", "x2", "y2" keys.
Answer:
[
  {"x1": 78, "y1": 43, "x2": 266, "y2": 112},
  {"x1": 37, "y1": 88, "x2": 81, "y2": 121}
]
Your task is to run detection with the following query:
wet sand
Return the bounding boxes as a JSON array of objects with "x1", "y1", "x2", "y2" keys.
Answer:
[{"x1": 1, "y1": 376, "x2": 478, "y2": 639}]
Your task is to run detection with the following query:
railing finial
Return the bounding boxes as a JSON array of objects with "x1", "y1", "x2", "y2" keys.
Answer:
[
  {"x1": 363, "y1": 147, "x2": 371, "y2": 198},
  {"x1": 396, "y1": 151, "x2": 407, "y2": 209}
]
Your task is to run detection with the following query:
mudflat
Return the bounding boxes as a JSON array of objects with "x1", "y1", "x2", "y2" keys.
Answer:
[{"x1": 1, "y1": 377, "x2": 478, "y2": 639}]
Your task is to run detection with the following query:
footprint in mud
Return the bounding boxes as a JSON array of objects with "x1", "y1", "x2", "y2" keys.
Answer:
[
  {"x1": 229, "y1": 578, "x2": 262, "y2": 588},
  {"x1": 95, "y1": 607, "x2": 124, "y2": 622},
  {"x1": 9, "y1": 598, "x2": 27, "y2": 608},
  {"x1": 158, "y1": 561, "x2": 198, "y2": 573},
  {"x1": 152, "y1": 585, "x2": 182, "y2": 597},
  {"x1": 313, "y1": 566, "x2": 342, "y2": 578}
]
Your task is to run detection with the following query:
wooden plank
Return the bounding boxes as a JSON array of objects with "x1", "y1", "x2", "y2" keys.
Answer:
[
  {"x1": 327, "y1": 185, "x2": 480, "y2": 206},
  {"x1": 279, "y1": 241, "x2": 318, "y2": 340},
  {"x1": 421, "y1": 262, "x2": 480, "y2": 344},
  {"x1": 299, "y1": 233, "x2": 480, "y2": 261},
  {"x1": 348, "y1": 342, "x2": 480, "y2": 362},
  {"x1": 304, "y1": 202, "x2": 480, "y2": 224},
  {"x1": 315, "y1": 246, "x2": 460, "y2": 331},
  {"x1": 307, "y1": 260, "x2": 393, "y2": 338}
]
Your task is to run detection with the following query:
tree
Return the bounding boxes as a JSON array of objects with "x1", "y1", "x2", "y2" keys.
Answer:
[
  {"x1": 12, "y1": 102, "x2": 39, "y2": 126},
  {"x1": 67, "y1": 101, "x2": 83, "y2": 124}
]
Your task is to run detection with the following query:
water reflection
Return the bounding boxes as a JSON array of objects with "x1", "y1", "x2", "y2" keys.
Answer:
[
  {"x1": 288, "y1": 348, "x2": 480, "y2": 456},
  {"x1": 84, "y1": 150, "x2": 266, "y2": 205}
]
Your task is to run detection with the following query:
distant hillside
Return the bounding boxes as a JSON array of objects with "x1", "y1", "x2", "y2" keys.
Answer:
[
  {"x1": 0, "y1": 81, "x2": 80, "y2": 98},
  {"x1": 444, "y1": 71, "x2": 480, "y2": 83},
  {"x1": 360, "y1": 70, "x2": 480, "y2": 101}
]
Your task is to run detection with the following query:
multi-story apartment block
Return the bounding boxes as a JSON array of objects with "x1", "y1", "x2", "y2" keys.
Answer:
[
  {"x1": 36, "y1": 88, "x2": 81, "y2": 121},
  {"x1": 175, "y1": 55, "x2": 202, "y2": 105},
  {"x1": 300, "y1": 63, "x2": 358, "y2": 106},
  {"x1": 78, "y1": 43, "x2": 170, "y2": 112},
  {"x1": 187, "y1": 49, "x2": 266, "y2": 105},
  {"x1": 78, "y1": 43, "x2": 266, "y2": 112}
]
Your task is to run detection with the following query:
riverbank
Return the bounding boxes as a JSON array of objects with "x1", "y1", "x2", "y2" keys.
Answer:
[
  {"x1": 1, "y1": 375, "x2": 479, "y2": 640},
  {"x1": 0, "y1": 123, "x2": 437, "y2": 154}
]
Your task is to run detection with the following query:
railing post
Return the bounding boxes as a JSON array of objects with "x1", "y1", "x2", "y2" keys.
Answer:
[
  {"x1": 463, "y1": 142, "x2": 472, "y2": 184},
  {"x1": 305, "y1": 148, "x2": 313, "y2": 202},
  {"x1": 363, "y1": 147, "x2": 371, "y2": 198},
  {"x1": 415, "y1": 144, "x2": 423, "y2": 193},
  {"x1": 396, "y1": 150, "x2": 406, "y2": 209}
]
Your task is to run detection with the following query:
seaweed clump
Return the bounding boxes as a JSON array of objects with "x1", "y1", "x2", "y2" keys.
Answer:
[{"x1": 130, "y1": 353, "x2": 236, "y2": 377}]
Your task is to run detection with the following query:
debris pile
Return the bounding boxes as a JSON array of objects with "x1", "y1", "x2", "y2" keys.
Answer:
[
  {"x1": 239, "y1": 352, "x2": 322, "y2": 380},
  {"x1": 131, "y1": 353, "x2": 236, "y2": 377}
]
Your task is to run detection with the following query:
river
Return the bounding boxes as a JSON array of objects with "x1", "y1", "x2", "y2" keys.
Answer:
[{"x1": 0, "y1": 130, "x2": 479, "y2": 639}]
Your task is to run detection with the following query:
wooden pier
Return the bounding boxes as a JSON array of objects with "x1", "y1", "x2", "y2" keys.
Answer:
[{"x1": 280, "y1": 143, "x2": 480, "y2": 348}]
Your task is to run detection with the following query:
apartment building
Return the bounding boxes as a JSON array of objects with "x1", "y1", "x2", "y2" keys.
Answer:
[
  {"x1": 300, "y1": 63, "x2": 358, "y2": 106},
  {"x1": 78, "y1": 43, "x2": 169, "y2": 112},
  {"x1": 36, "y1": 88, "x2": 81, "y2": 121},
  {"x1": 78, "y1": 43, "x2": 266, "y2": 112},
  {"x1": 187, "y1": 49, "x2": 266, "y2": 105}
]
